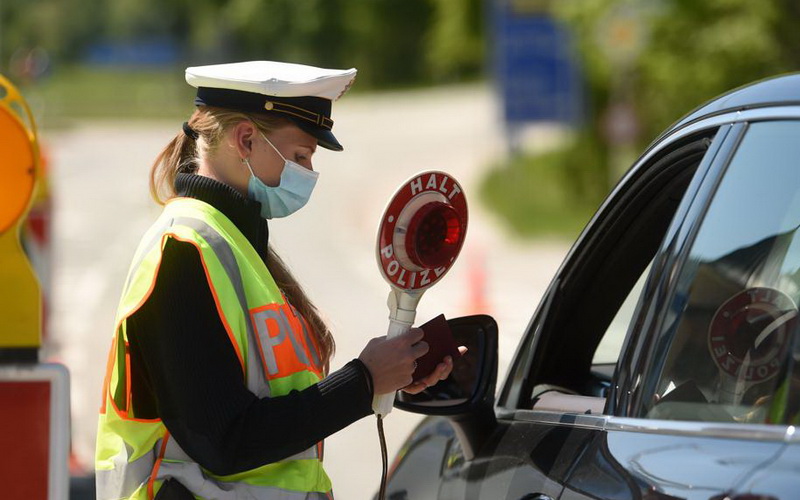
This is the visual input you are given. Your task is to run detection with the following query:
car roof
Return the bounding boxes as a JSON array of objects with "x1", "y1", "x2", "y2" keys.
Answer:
[{"x1": 666, "y1": 72, "x2": 800, "y2": 134}]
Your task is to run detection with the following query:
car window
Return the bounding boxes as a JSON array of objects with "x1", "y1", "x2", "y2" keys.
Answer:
[
  {"x1": 642, "y1": 121, "x2": 800, "y2": 425},
  {"x1": 509, "y1": 135, "x2": 717, "y2": 412},
  {"x1": 593, "y1": 261, "x2": 653, "y2": 365}
]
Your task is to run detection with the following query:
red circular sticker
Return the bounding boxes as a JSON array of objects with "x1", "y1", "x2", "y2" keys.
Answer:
[
  {"x1": 708, "y1": 287, "x2": 796, "y2": 383},
  {"x1": 377, "y1": 171, "x2": 468, "y2": 291}
]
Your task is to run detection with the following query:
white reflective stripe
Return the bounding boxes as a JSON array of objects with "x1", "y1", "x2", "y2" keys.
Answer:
[
  {"x1": 96, "y1": 443, "x2": 154, "y2": 499},
  {"x1": 174, "y1": 216, "x2": 269, "y2": 398},
  {"x1": 286, "y1": 445, "x2": 319, "y2": 461},
  {"x1": 156, "y1": 461, "x2": 330, "y2": 499},
  {"x1": 122, "y1": 217, "x2": 173, "y2": 297},
  {"x1": 162, "y1": 435, "x2": 192, "y2": 463}
]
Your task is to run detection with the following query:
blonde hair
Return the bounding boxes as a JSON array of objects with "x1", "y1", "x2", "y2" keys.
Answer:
[{"x1": 150, "y1": 107, "x2": 335, "y2": 373}]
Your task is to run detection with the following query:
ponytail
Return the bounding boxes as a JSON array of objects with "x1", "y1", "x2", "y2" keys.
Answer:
[{"x1": 149, "y1": 121, "x2": 198, "y2": 204}]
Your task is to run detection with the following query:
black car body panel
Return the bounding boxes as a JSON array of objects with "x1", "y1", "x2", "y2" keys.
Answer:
[{"x1": 668, "y1": 73, "x2": 800, "y2": 136}]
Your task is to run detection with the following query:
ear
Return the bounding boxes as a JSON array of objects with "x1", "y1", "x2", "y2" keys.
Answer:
[{"x1": 231, "y1": 120, "x2": 257, "y2": 160}]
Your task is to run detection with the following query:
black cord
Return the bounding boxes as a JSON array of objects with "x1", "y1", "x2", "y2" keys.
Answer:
[{"x1": 377, "y1": 415, "x2": 388, "y2": 500}]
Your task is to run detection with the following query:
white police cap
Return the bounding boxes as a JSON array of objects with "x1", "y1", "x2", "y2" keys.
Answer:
[{"x1": 185, "y1": 61, "x2": 357, "y2": 151}]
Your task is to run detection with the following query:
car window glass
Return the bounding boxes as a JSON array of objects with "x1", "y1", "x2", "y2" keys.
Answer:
[
  {"x1": 593, "y1": 261, "x2": 653, "y2": 365},
  {"x1": 519, "y1": 136, "x2": 714, "y2": 413},
  {"x1": 643, "y1": 121, "x2": 800, "y2": 425}
]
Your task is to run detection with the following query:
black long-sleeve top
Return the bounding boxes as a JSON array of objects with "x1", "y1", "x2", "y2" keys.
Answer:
[{"x1": 126, "y1": 173, "x2": 373, "y2": 477}]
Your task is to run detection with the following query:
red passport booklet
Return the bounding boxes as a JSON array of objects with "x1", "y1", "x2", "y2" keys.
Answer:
[{"x1": 413, "y1": 314, "x2": 461, "y2": 381}]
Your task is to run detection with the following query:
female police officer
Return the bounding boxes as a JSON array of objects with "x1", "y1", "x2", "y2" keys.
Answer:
[{"x1": 95, "y1": 61, "x2": 455, "y2": 499}]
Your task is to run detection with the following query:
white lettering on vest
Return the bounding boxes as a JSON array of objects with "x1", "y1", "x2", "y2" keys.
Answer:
[{"x1": 252, "y1": 307, "x2": 311, "y2": 375}]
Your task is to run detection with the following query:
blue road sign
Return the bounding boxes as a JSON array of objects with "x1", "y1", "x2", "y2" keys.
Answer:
[
  {"x1": 492, "y1": 3, "x2": 583, "y2": 126},
  {"x1": 84, "y1": 39, "x2": 179, "y2": 67}
]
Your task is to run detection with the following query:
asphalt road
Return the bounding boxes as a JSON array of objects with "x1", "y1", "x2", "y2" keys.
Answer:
[{"x1": 43, "y1": 83, "x2": 568, "y2": 499}]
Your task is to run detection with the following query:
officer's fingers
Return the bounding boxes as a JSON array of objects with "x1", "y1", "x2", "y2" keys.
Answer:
[
  {"x1": 411, "y1": 360, "x2": 451, "y2": 392},
  {"x1": 418, "y1": 372, "x2": 439, "y2": 389},
  {"x1": 411, "y1": 340, "x2": 429, "y2": 358},
  {"x1": 401, "y1": 380, "x2": 428, "y2": 395},
  {"x1": 423, "y1": 360, "x2": 450, "y2": 386},
  {"x1": 438, "y1": 358, "x2": 454, "y2": 379},
  {"x1": 402, "y1": 377, "x2": 433, "y2": 394},
  {"x1": 403, "y1": 327, "x2": 424, "y2": 344}
]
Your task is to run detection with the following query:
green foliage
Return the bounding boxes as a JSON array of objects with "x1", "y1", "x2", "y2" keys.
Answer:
[
  {"x1": 554, "y1": 0, "x2": 800, "y2": 158},
  {"x1": 340, "y1": 1, "x2": 437, "y2": 87},
  {"x1": 0, "y1": 0, "x2": 66, "y2": 61},
  {"x1": 0, "y1": 0, "x2": 487, "y2": 91},
  {"x1": 636, "y1": 0, "x2": 791, "y2": 140},
  {"x1": 34, "y1": 67, "x2": 195, "y2": 123},
  {"x1": 480, "y1": 136, "x2": 606, "y2": 240},
  {"x1": 427, "y1": 0, "x2": 486, "y2": 81},
  {"x1": 483, "y1": 0, "x2": 800, "y2": 239}
]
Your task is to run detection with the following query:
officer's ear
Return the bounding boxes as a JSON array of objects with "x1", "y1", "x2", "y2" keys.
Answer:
[{"x1": 231, "y1": 120, "x2": 257, "y2": 159}]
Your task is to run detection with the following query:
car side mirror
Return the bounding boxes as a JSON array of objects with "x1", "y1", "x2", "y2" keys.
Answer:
[{"x1": 395, "y1": 314, "x2": 498, "y2": 416}]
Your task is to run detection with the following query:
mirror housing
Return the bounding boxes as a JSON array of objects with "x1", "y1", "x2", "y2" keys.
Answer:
[{"x1": 395, "y1": 314, "x2": 498, "y2": 459}]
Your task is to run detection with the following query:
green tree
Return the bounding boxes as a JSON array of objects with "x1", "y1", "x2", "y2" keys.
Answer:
[
  {"x1": 3, "y1": 0, "x2": 490, "y2": 91},
  {"x1": 555, "y1": 0, "x2": 800, "y2": 195},
  {"x1": 426, "y1": 0, "x2": 486, "y2": 81},
  {"x1": 483, "y1": 0, "x2": 800, "y2": 239},
  {"x1": 1, "y1": 0, "x2": 65, "y2": 71},
  {"x1": 341, "y1": 0, "x2": 436, "y2": 87}
]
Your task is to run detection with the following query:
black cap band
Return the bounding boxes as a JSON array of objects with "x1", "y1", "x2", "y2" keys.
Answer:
[
  {"x1": 195, "y1": 88, "x2": 332, "y2": 128},
  {"x1": 194, "y1": 87, "x2": 342, "y2": 151}
]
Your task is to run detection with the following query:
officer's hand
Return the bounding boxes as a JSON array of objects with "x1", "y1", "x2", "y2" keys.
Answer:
[
  {"x1": 401, "y1": 346, "x2": 468, "y2": 395},
  {"x1": 358, "y1": 328, "x2": 428, "y2": 395}
]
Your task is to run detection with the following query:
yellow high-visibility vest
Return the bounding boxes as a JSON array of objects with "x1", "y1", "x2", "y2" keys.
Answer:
[{"x1": 96, "y1": 197, "x2": 331, "y2": 499}]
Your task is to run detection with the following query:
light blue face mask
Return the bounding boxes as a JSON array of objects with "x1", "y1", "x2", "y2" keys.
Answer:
[{"x1": 243, "y1": 132, "x2": 319, "y2": 219}]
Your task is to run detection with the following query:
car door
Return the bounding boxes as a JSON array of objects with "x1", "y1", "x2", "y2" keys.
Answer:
[
  {"x1": 561, "y1": 118, "x2": 800, "y2": 500},
  {"x1": 436, "y1": 122, "x2": 725, "y2": 499}
]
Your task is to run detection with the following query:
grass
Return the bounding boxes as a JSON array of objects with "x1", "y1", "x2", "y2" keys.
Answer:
[
  {"x1": 479, "y1": 142, "x2": 609, "y2": 241},
  {"x1": 27, "y1": 65, "x2": 196, "y2": 127}
]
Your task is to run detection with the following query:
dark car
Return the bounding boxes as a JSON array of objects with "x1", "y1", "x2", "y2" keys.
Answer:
[{"x1": 382, "y1": 73, "x2": 800, "y2": 500}]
